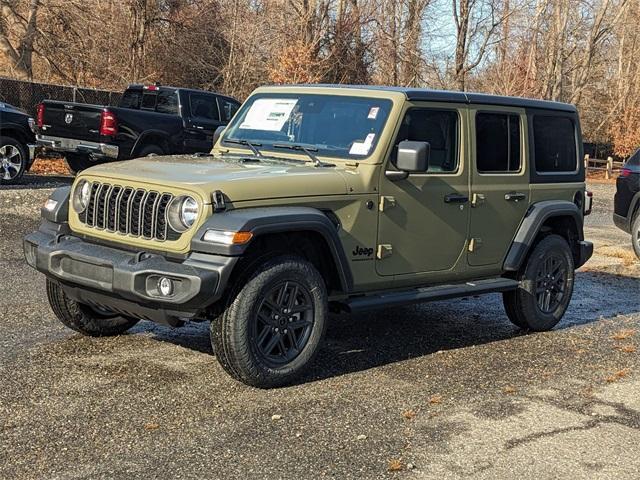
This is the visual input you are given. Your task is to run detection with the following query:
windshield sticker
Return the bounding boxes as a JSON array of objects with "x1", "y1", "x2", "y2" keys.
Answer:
[
  {"x1": 239, "y1": 98, "x2": 298, "y2": 131},
  {"x1": 349, "y1": 133, "x2": 376, "y2": 156},
  {"x1": 368, "y1": 107, "x2": 380, "y2": 120}
]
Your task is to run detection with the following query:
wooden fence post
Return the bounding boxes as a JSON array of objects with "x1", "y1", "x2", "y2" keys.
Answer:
[
  {"x1": 584, "y1": 154, "x2": 590, "y2": 171},
  {"x1": 606, "y1": 156, "x2": 613, "y2": 179}
]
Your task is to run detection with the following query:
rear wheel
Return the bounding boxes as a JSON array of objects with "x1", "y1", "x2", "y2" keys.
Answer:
[
  {"x1": 65, "y1": 153, "x2": 95, "y2": 174},
  {"x1": 503, "y1": 234, "x2": 575, "y2": 331},
  {"x1": 46, "y1": 279, "x2": 139, "y2": 336},
  {"x1": 211, "y1": 255, "x2": 327, "y2": 388},
  {"x1": 632, "y1": 211, "x2": 640, "y2": 260},
  {"x1": 137, "y1": 144, "x2": 164, "y2": 157},
  {"x1": 0, "y1": 136, "x2": 28, "y2": 184}
]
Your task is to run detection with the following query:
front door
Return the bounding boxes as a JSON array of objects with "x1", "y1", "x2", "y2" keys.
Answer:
[
  {"x1": 185, "y1": 93, "x2": 223, "y2": 153},
  {"x1": 376, "y1": 104, "x2": 470, "y2": 276},
  {"x1": 468, "y1": 107, "x2": 530, "y2": 267}
]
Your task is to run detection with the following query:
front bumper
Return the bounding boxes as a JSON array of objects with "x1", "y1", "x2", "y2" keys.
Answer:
[
  {"x1": 24, "y1": 228, "x2": 237, "y2": 325},
  {"x1": 36, "y1": 134, "x2": 119, "y2": 159}
]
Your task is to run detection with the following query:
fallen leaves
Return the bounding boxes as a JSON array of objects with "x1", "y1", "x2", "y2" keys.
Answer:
[
  {"x1": 611, "y1": 329, "x2": 636, "y2": 341},
  {"x1": 428, "y1": 394, "x2": 443, "y2": 405},
  {"x1": 616, "y1": 344, "x2": 637, "y2": 353},
  {"x1": 388, "y1": 459, "x2": 403, "y2": 472},
  {"x1": 29, "y1": 157, "x2": 70, "y2": 176},
  {"x1": 143, "y1": 422, "x2": 160, "y2": 431},
  {"x1": 605, "y1": 368, "x2": 631, "y2": 383},
  {"x1": 503, "y1": 385, "x2": 517, "y2": 395},
  {"x1": 401, "y1": 409, "x2": 416, "y2": 420}
]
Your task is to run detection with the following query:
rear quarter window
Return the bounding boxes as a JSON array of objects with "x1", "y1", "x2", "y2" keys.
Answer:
[
  {"x1": 627, "y1": 149, "x2": 640, "y2": 166},
  {"x1": 533, "y1": 116, "x2": 577, "y2": 173}
]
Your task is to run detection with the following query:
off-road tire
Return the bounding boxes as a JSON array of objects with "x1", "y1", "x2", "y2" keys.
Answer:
[
  {"x1": 211, "y1": 255, "x2": 328, "y2": 388},
  {"x1": 65, "y1": 153, "x2": 95, "y2": 174},
  {"x1": 632, "y1": 211, "x2": 640, "y2": 260},
  {"x1": 503, "y1": 234, "x2": 575, "y2": 331},
  {"x1": 0, "y1": 136, "x2": 28, "y2": 184},
  {"x1": 46, "y1": 279, "x2": 139, "y2": 336},
  {"x1": 137, "y1": 144, "x2": 164, "y2": 157}
]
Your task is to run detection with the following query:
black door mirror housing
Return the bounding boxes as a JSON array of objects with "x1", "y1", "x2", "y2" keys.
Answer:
[
  {"x1": 396, "y1": 140, "x2": 430, "y2": 173},
  {"x1": 212, "y1": 125, "x2": 226, "y2": 146}
]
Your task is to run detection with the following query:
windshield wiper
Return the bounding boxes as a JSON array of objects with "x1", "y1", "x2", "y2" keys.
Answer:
[
  {"x1": 272, "y1": 144, "x2": 334, "y2": 167},
  {"x1": 224, "y1": 139, "x2": 264, "y2": 158}
]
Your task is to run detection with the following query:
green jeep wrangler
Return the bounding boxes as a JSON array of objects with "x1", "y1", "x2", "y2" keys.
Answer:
[{"x1": 24, "y1": 85, "x2": 593, "y2": 388}]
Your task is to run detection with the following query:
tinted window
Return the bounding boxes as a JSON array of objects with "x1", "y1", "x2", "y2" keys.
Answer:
[
  {"x1": 119, "y1": 90, "x2": 141, "y2": 109},
  {"x1": 190, "y1": 94, "x2": 219, "y2": 121},
  {"x1": 156, "y1": 91, "x2": 178, "y2": 114},
  {"x1": 141, "y1": 93, "x2": 156, "y2": 110},
  {"x1": 534, "y1": 116, "x2": 577, "y2": 172},
  {"x1": 627, "y1": 149, "x2": 640, "y2": 166},
  {"x1": 219, "y1": 98, "x2": 239, "y2": 122},
  {"x1": 476, "y1": 113, "x2": 521, "y2": 172},
  {"x1": 395, "y1": 109, "x2": 459, "y2": 172}
]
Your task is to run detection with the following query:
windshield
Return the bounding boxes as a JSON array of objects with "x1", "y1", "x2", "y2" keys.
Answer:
[{"x1": 222, "y1": 93, "x2": 393, "y2": 160}]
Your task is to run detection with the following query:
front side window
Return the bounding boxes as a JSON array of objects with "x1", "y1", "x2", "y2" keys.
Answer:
[
  {"x1": 394, "y1": 109, "x2": 459, "y2": 172},
  {"x1": 190, "y1": 94, "x2": 219, "y2": 121},
  {"x1": 222, "y1": 93, "x2": 393, "y2": 159},
  {"x1": 476, "y1": 113, "x2": 521, "y2": 173},
  {"x1": 534, "y1": 116, "x2": 577, "y2": 172},
  {"x1": 219, "y1": 98, "x2": 239, "y2": 122}
]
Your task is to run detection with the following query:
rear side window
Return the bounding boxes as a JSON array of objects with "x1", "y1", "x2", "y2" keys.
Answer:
[
  {"x1": 156, "y1": 91, "x2": 178, "y2": 115},
  {"x1": 627, "y1": 149, "x2": 640, "y2": 166},
  {"x1": 190, "y1": 94, "x2": 219, "y2": 121},
  {"x1": 219, "y1": 98, "x2": 239, "y2": 122},
  {"x1": 395, "y1": 109, "x2": 459, "y2": 173},
  {"x1": 476, "y1": 113, "x2": 521, "y2": 173},
  {"x1": 533, "y1": 116, "x2": 577, "y2": 172}
]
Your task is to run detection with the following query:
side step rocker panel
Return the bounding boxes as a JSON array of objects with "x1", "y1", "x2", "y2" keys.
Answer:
[{"x1": 345, "y1": 278, "x2": 519, "y2": 313}]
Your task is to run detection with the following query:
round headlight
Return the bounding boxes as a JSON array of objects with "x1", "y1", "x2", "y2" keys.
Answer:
[
  {"x1": 72, "y1": 180, "x2": 92, "y2": 213},
  {"x1": 168, "y1": 196, "x2": 199, "y2": 232}
]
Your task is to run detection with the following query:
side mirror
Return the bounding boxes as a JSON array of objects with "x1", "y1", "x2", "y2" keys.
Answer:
[
  {"x1": 212, "y1": 125, "x2": 226, "y2": 146},
  {"x1": 396, "y1": 140, "x2": 430, "y2": 173}
]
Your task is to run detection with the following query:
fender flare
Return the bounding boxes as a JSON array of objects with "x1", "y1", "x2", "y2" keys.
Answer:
[
  {"x1": 191, "y1": 206, "x2": 353, "y2": 292},
  {"x1": 131, "y1": 129, "x2": 171, "y2": 156},
  {"x1": 503, "y1": 200, "x2": 584, "y2": 272}
]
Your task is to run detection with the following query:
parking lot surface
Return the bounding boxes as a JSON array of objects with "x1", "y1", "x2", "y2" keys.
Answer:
[{"x1": 1, "y1": 175, "x2": 638, "y2": 479}]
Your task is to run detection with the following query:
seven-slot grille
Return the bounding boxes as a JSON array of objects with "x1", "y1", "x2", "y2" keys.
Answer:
[{"x1": 80, "y1": 182, "x2": 174, "y2": 241}]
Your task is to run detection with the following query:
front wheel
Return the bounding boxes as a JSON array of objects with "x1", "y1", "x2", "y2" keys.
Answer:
[
  {"x1": 65, "y1": 153, "x2": 95, "y2": 175},
  {"x1": 503, "y1": 234, "x2": 575, "y2": 331},
  {"x1": 46, "y1": 279, "x2": 139, "y2": 336},
  {"x1": 211, "y1": 255, "x2": 328, "y2": 388}
]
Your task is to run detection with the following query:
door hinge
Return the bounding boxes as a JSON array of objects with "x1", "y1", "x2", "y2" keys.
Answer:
[
  {"x1": 379, "y1": 196, "x2": 396, "y2": 212},
  {"x1": 468, "y1": 238, "x2": 483, "y2": 252},
  {"x1": 377, "y1": 244, "x2": 393, "y2": 259},
  {"x1": 471, "y1": 193, "x2": 485, "y2": 208}
]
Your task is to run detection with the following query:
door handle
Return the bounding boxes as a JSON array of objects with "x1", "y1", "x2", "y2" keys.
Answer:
[
  {"x1": 444, "y1": 193, "x2": 469, "y2": 204},
  {"x1": 504, "y1": 192, "x2": 527, "y2": 202}
]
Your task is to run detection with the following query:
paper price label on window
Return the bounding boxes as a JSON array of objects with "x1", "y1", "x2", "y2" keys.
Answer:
[
  {"x1": 368, "y1": 107, "x2": 380, "y2": 119},
  {"x1": 349, "y1": 133, "x2": 376, "y2": 156},
  {"x1": 239, "y1": 98, "x2": 298, "y2": 131}
]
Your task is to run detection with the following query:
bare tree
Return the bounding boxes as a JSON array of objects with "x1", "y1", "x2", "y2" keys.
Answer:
[{"x1": 0, "y1": 0, "x2": 40, "y2": 79}]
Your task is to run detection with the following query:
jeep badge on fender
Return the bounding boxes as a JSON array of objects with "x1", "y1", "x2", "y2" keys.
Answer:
[{"x1": 24, "y1": 85, "x2": 593, "y2": 388}]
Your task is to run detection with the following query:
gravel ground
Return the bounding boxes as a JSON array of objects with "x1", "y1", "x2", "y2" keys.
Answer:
[{"x1": 0, "y1": 177, "x2": 638, "y2": 479}]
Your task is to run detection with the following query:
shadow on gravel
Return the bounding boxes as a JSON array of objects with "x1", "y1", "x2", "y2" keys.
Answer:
[
  {"x1": 0, "y1": 174, "x2": 72, "y2": 190},
  {"x1": 139, "y1": 269, "x2": 640, "y2": 385}
]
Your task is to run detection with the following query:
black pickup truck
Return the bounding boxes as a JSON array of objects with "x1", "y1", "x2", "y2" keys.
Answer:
[
  {"x1": 0, "y1": 102, "x2": 36, "y2": 184},
  {"x1": 36, "y1": 84, "x2": 240, "y2": 172}
]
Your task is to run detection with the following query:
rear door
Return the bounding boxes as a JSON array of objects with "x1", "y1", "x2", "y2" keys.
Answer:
[
  {"x1": 468, "y1": 106, "x2": 530, "y2": 267},
  {"x1": 184, "y1": 92, "x2": 223, "y2": 152}
]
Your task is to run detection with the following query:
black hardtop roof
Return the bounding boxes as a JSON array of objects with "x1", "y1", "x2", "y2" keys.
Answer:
[
  {"x1": 126, "y1": 84, "x2": 239, "y2": 103},
  {"x1": 280, "y1": 84, "x2": 577, "y2": 113}
]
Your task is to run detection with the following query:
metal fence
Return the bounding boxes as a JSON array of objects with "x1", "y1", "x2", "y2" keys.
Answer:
[{"x1": 0, "y1": 77, "x2": 121, "y2": 117}]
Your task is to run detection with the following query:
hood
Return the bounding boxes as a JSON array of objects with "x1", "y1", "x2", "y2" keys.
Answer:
[{"x1": 81, "y1": 154, "x2": 350, "y2": 203}]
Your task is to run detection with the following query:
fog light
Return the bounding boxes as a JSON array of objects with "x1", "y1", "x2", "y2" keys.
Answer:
[{"x1": 157, "y1": 277, "x2": 174, "y2": 297}]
